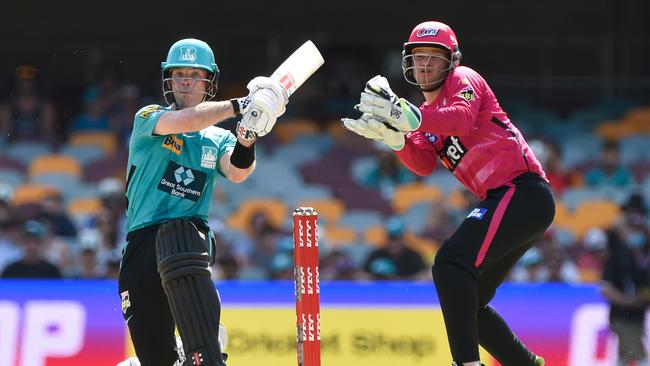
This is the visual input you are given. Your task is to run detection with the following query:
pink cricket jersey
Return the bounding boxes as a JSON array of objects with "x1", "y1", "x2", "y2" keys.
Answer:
[{"x1": 394, "y1": 66, "x2": 547, "y2": 199}]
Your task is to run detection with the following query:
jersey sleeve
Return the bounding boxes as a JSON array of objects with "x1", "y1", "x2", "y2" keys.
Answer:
[
  {"x1": 393, "y1": 131, "x2": 438, "y2": 176},
  {"x1": 214, "y1": 129, "x2": 237, "y2": 177},
  {"x1": 131, "y1": 104, "x2": 167, "y2": 141},
  {"x1": 419, "y1": 69, "x2": 483, "y2": 136}
]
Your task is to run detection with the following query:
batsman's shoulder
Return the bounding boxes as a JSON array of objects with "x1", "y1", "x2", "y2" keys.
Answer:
[{"x1": 135, "y1": 104, "x2": 167, "y2": 122}]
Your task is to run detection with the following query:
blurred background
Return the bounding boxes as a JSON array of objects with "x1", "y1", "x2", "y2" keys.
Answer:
[{"x1": 0, "y1": 0, "x2": 649, "y2": 365}]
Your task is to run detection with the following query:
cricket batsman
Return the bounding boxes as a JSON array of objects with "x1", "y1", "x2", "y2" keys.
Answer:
[
  {"x1": 118, "y1": 38, "x2": 287, "y2": 366},
  {"x1": 342, "y1": 21, "x2": 554, "y2": 366}
]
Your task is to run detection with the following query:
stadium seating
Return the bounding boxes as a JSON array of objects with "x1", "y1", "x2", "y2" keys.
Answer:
[{"x1": 29, "y1": 155, "x2": 82, "y2": 178}]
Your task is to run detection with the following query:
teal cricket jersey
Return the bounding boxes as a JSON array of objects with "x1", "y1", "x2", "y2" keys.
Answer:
[{"x1": 125, "y1": 104, "x2": 236, "y2": 233}]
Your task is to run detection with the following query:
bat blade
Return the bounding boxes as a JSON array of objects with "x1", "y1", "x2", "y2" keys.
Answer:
[{"x1": 270, "y1": 40, "x2": 324, "y2": 98}]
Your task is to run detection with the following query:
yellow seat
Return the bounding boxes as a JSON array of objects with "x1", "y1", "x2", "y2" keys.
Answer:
[
  {"x1": 226, "y1": 199, "x2": 287, "y2": 233},
  {"x1": 554, "y1": 200, "x2": 621, "y2": 237},
  {"x1": 297, "y1": 198, "x2": 345, "y2": 225},
  {"x1": 273, "y1": 119, "x2": 319, "y2": 143},
  {"x1": 67, "y1": 198, "x2": 103, "y2": 216},
  {"x1": 446, "y1": 189, "x2": 469, "y2": 210},
  {"x1": 69, "y1": 132, "x2": 117, "y2": 155},
  {"x1": 391, "y1": 183, "x2": 442, "y2": 213},
  {"x1": 326, "y1": 119, "x2": 349, "y2": 141},
  {"x1": 29, "y1": 155, "x2": 82, "y2": 178},
  {"x1": 323, "y1": 225, "x2": 356, "y2": 246},
  {"x1": 595, "y1": 121, "x2": 635, "y2": 140},
  {"x1": 364, "y1": 225, "x2": 387, "y2": 247},
  {"x1": 12, "y1": 185, "x2": 59, "y2": 206},
  {"x1": 405, "y1": 233, "x2": 439, "y2": 265}
]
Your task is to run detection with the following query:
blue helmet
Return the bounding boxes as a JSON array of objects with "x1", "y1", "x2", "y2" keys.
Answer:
[{"x1": 161, "y1": 38, "x2": 220, "y2": 106}]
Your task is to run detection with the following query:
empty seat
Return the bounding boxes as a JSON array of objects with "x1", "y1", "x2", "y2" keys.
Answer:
[
  {"x1": 29, "y1": 154, "x2": 82, "y2": 178},
  {"x1": 69, "y1": 132, "x2": 117, "y2": 155},
  {"x1": 5, "y1": 142, "x2": 51, "y2": 166},
  {"x1": 391, "y1": 183, "x2": 442, "y2": 213},
  {"x1": 226, "y1": 198, "x2": 287, "y2": 233},
  {"x1": 12, "y1": 184, "x2": 59, "y2": 206},
  {"x1": 297, "y1": 198, "x2": 345, "y2": 225}
]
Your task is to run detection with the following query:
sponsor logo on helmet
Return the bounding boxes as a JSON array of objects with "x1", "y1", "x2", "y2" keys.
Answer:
[
  {"x1": 162, "y1": 135, "x2": 183, "y2": 155},
  {"x1": 416, "y1": 27, "x2": 439, "y2": 38},
  {"x1": 179, "y1": 47, "x2": 197, "y2": 62},
  {"x1": 201, "y1": 146, "x2": 217, "y2": 169}
]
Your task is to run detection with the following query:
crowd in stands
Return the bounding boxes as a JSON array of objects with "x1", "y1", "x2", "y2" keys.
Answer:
[{"x1": 0, "y1": 65, "x2": 649, "y2": 285}]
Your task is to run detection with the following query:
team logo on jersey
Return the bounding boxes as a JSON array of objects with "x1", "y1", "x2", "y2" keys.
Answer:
[
  {"x1": 458, "y1": 86, "x2": 475, "y2": 101},
  {"x1": 439, "y1": 136, "x2": 467, "y2": 171},
  {"x1": 158, "y1": 161, "x2": 206, "y2": 202},
  {"x1": 416, "y1": 27, "x2": 439, "y2": 38},
  {"x1": 467, "y1": 208, "x2": 487, "y2": 220},
  {"x1": 179, "y1": 47, "x2": 197, "y2": 62},
  {"x1": 201, "y1": 146, "x2": 218, "y2": 169},
  {"x1": 138, "y1": 105, "x2": 163, "y2": 119},
  {"x1": 162, "y1": 135, "x2": 183, "y2": 155},
  {"x1": 121, "y1": 291, "x2": 131, "y2": 314}
]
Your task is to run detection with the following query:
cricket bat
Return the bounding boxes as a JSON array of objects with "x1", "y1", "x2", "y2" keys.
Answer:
[{"x1": 270, "y1": 40, "x2": 324, "y2": 99}]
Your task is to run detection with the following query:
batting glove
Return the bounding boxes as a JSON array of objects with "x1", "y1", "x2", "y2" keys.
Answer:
[{"x1": 247, "y1": 76, "x2": 288, "y2": 117}]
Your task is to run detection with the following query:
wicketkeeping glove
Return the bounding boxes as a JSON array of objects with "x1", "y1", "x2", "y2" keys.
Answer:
[
  {"x1": 357, "y1": 75, "x2": 422, "y2": 132},
  {"x1": 341, "y1": 107, "x2": 405, "y2": 151}
]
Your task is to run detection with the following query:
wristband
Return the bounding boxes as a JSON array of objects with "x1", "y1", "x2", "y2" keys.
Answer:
[{"x1": 229, "y1": 140, "x2": 255, "y2": 169}]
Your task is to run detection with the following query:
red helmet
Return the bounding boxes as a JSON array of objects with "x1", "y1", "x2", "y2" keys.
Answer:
[{"x1": 402, "y1": 21, "x2": 462, "y2": 89}]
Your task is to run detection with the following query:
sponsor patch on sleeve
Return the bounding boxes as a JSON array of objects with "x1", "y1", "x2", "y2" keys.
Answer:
[
  {"x1": 458, "y1": 86, "x2": 475, "y2": 101},
  {"x1": 138, "y1": 105, "x2": 164, "y2": 119}
]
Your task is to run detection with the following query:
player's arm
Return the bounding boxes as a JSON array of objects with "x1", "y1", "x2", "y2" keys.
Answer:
[
  {"x1": 153, "y1": 76, "x2": 288, "y2": 136},
  {"x1": 419, "y1": 85, "x2": 480, "y2": 136},
  {"x1": 153, "y1": 100, "x2": 237, "y2": 135},
  {"x1": 393, "y1": 132, "x2": 438, "y2": 176},
  {"x1": 358, "y1": 75, "x2": 479, "y2": 137},
  {"x1": 219, "y1": 135, "x2": 256, "y2": 184}
]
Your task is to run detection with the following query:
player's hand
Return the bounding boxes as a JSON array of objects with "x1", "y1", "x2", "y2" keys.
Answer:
[
  {"x1": 341, "y1": 107, "x2": 405, "y2": 151},
  {"x1": 236, "y1": 88, "x2": 281, "y2": 140},
  {"x1": 247, "y1": 76, "x2": 288, "y2": 117},
  {"x1": 357, "y1": 75, "x2": 422, "y2": 132}
]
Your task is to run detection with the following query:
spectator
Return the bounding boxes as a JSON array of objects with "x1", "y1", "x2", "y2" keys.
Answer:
[
  {"x1": 0, "y1": 218, "x2": 23, "y2": 274},
  {"x1": 69, "y1": 87, "x2": 111, "y2": 132},
  {"x1": 584, "y1": 140, "x2": 634, "y2": 188},
  {"x1": 545, "y1": 144, "x2": 581, "y2": 195},
  {"x1": 0, "y1": 187, "x2": 22, "y2": 272},
  {"x1": 600, "y1": 227, "x2": 650, "y2": 366},
  {"x1": 362, "y1": 217, "x2": 426, "y2": 280},
  {"x1": 109, "y1": 84, "x2": 143, "y2": 147},
  {"x1": 321, "y1": 250, "x2": 359, "y2": 280},
  {"x1": 0, "y1": 68, "x2": 56, "y2": 143},
  {"x1": 510, "y1": 247, "x2": 546, "y2": 282},
  {"x1": 1, "y1": 220, "x2": 62, "y2": 278},
  {"x1": 359, "y1": 149, "x2": 415, "y2": 199},
  {"x1": 575, "y1": 227, "x2": 609, "y2": 282},
  {"x1": 37, "y1": 193, "x2": 77, "y2": 238}
]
